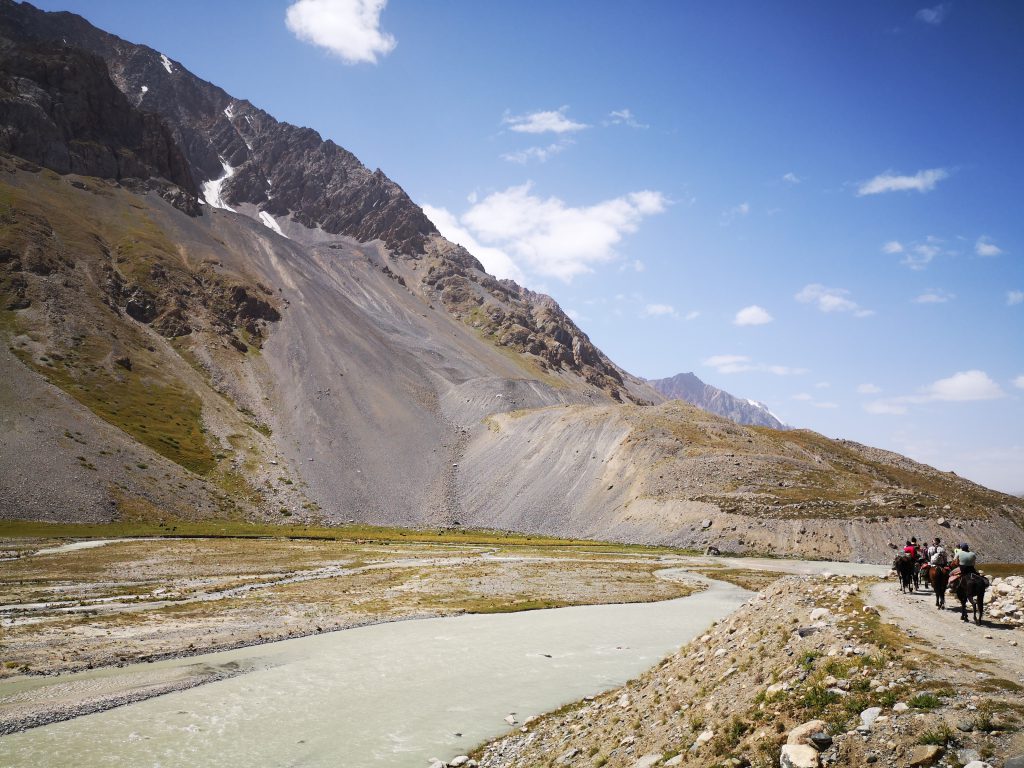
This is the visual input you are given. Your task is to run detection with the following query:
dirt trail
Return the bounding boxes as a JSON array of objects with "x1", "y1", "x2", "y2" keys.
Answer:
[{"x1": 870, "y1": 581, "x2": 1024, "y2": 681}]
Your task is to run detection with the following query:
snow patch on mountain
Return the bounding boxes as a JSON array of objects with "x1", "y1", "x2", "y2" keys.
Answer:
[
  {"x1": 201, "y1": 159, "x2": 236, "y2": 211},
  {"x1": 259, "y1": 211, "x2": 286, "y2": 237}
]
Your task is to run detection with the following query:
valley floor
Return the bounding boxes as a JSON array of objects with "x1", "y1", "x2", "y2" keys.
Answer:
[
  {"x1": 0, "y1": 534, "x2": 695, "y2": 731},
  {"x1": 1, "y1": 533, "x2": 1021, "y2": 767}
]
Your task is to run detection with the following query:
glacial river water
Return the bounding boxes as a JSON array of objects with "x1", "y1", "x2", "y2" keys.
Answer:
[{"x1": 0, "y1": 574, "x2": 751, "y2": 768}]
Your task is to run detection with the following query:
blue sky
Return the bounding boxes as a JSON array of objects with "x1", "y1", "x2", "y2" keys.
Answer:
[{"x1": 33, "y1": 1, "x2": 1024, "y2": 493}]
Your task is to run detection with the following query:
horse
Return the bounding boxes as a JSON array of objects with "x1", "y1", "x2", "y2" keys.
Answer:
[
  {"x1": 893, "y1": 554, "x2": 915, "y2": 594},
  {"x1": 928, "y1": 564, "x2": 948, "y2": 609},
  {"x1": 953, "y1": 571, "x2": 986, "y2": 623},
  {"x1": 913, "y1": 560, "x2": 929, "y2": 592}
]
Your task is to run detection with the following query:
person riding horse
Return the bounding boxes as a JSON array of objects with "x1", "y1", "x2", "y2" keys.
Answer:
[{"x1": 950, "y1": 543, "x2": 987, "y2": 623}]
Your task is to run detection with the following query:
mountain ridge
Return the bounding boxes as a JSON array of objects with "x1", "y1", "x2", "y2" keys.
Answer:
[
  {"x1": 1, "y1": 0, "x2": 1022, "y2": 563},
  {"x1": 648, "y1": 371, "x2": 788, "y2": 430}
]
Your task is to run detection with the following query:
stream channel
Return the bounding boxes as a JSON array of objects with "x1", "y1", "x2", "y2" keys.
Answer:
[{"x1": 0, "y1": 573, "x2": 751, "y2": 767}]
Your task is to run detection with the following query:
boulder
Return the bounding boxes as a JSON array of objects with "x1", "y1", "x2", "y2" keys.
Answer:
[
  {"x1": 449, "y1": 758, "x2": 470, "y2": 767},
  {"x1": 859, "y1": 706, "x2": 882, "y2": 731},
  {"x1": 787, "y1": 719, "x2": 827, "y2": 746},
  {"x1": 632, "y1": 755, "x2": 663, "y2": 768},
  {"x1": 780, "y1": 743, "x2": 820, "y2": 768},
  {"x1": 809, "y1": 608, "x2": 831, "y2": 622},
  {"x1": 907, "y1": 745, "x2": 943, "y2": 766}
]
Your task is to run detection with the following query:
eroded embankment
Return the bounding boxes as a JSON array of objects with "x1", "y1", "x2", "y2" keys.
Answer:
[{"x1": 474, "y1": 574, "x2": 1024, "y2": 768}]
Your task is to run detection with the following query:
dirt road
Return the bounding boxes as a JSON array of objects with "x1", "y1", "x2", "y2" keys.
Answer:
[{"x1": 870, "y1": 580, "x2": 1024, "y2": 681}]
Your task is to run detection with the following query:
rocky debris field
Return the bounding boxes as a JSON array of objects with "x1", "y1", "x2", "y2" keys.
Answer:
[
  {"x1": 987, "y1": 577, "x2": 1024, "y2": 627},
  {"x1": 472, "y1": 575, "x2": 1023, "y2": 768}
]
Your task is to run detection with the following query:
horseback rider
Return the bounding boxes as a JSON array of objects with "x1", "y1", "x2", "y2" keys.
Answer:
[
  {"x1": 903, "y1": 539, "x2": 916, "y2": 557},
  {"x1": 953, "y1": 543, "x2": 976, "y2": 576},
  {"x1": 929, "y1": 538, "x2": 948, "y2": 566}
]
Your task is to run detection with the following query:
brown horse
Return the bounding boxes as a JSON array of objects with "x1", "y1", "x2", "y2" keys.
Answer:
[
  {"x1": 953, "y1": 571, "x2": 987, "y2": 623},
  {"x1": 893, "y1": 554, "x2": 915, "y2": 593},
  {"x1": 928, "y1": 564, "x2": 948, "y2": 609}
]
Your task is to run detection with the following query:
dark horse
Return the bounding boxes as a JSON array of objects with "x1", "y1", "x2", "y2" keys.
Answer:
[
  {"x1": 927, "y1": 564, "x2": 949, "y2": 609},
  {"x1": 953, "y1": 571, "x2": 987, "y2": 623},
  {"x1": 893, "y1": 554, "x2": 915, "y2": 593}
]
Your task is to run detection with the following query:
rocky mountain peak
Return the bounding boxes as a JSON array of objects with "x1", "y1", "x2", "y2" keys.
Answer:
[{"x1": 648, "y1": 371, "x2": 787, "y2": 430}]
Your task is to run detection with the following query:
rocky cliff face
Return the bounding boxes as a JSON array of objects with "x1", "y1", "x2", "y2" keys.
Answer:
[
  {"x1": 0, "y1": 27, "x2": 195, "y2": 199},
  {"x1": 648, "y1": 371, "x2": 787, "y2": 429}
]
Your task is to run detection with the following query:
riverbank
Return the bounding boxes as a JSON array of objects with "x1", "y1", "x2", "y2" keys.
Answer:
[
  {"x1": 0, "y1": 536, "x2": 700, "y2": 734},
  {"x1": 473, "y1": 574, "x2": 1024, "y2": 768}
]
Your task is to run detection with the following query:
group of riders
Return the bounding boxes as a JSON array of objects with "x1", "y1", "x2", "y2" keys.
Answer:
[{"x1": 893, "y1": 536, "x2": 989, "y2": 623}]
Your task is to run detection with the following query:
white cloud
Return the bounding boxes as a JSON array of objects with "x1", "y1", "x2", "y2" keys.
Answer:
[
  {"x1": 782, "y1": 172, "x2": 801, "y2": 184},
  {"x1": 792, "y1": 393, "x2": 813, "y2": 401},
  {"x1": 913, "y1": 288, "x2": 955, "y2": 304},
  {"x1": 857, "y1": 383, "x2": 881, "y2": 394},
  {"x1": 502, "y1": 139, "x2": 573, "y2": 164},
  {"x1": 925, "y1": 370, "x2": 1004, "y2": 401},
  {"x1": 428, "y1": 183, "x2": 666, "y2": 283},
  {"x1": 975, "y1": 236, "x2": 1004, "y2": 257},
  {"x1": 734, "y1": 305, "x2": 773, "y2": 326},
  {"x1": 882, "y1": 240, "x2": 905, "y2": 254},
  {"x1": 503, "y1": 107, "x2": 587, "y2": 135},
  {"x1": 684, "y1": 310, "x2": 700, "y2": 321},
  {"x1": 915, "y1": 3, "x2": 952, "y2": 25},
  {"x1": 814, "y1": 381, "x2": 831, "y2": 389},
  {"x1": 1014, "y1": 375, "x2": 1024, "y2": 390},
  {"x1": 813, "y1": 401, "x2": 839, "y2": 409},
  {"x1": 422, "y1": 204, "x2": 525, "y2": 283},
  {"x1": 795, "y1": 284, "x2": 874, "y2": 316},
  {"x1": 1008, "y1": 290, "x2": 1024, "y2": 306},
  {"x1": 865, "y1": 369, "x2": 1006, "y2": 414},
  {"x1": 703, "y1": 354, "x2": 807, "y2": 376},
  {"x1": 285, "y1": 0, "x2": 396, "y2": 64},
  {"x1": 856, "y1": 168, "x2": 948, "y2": 196},
  {"x1": 642, "y1": 303, "x2": 676, "y2": 318},
  {"x1": 607, "y1": 108, "x2": 648, "y2": 129}
]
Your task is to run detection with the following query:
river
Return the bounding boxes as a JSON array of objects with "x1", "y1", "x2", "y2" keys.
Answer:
[{"x1": 0, "y1": 575, "x2": 750, "y2": 768}]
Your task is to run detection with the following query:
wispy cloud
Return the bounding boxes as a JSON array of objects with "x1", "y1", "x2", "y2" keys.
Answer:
[
  {"x1": 720, "y1": 202, "x2": 750, "y2": 226},
  {"x1": 857, "y1": 383, "x2": 882, "y2": 394},
  {"x1": 642, "y1": 303, "x2": 677, "y2": 318},
  {"x1": 734, "y1": 305, "x2": 773, "y2": 326},
  {"x1": 865, "y1": 369, "x2": 1005, "y2": 415},
  {"x1": 792, "y1": 393, "x2": 813, "y2": 401},
  {"x1": 1014, "y1": 375, "x2": 1024, "y2": 390},
  {"x1": 795, "y1": 284, "x2": 874, "y2": 316},
  {"x1": 703, "y1": 354, "x2": 807, "y2": 376},
  {"x1": 913, "y1": 288, "x2": 955, "y2": 304},
  {"x1": 1008, "y1": 290, "x2": 1024, "y2": 306},
  {"x1": 501, "y1": 139, "x2": 573, "y2": 164},
  {"x1": 975, "y1": 235, "x2": 1004, "y2": 257},
  {"x1": 503, "y1": 107, "x2": 588, "y2": 135},
  {"x1": 285, "y1": 0, "x2": 396, "y2": 64},
  {"x1": 915, "y1": 3, "x2": 952, "y2": 25},
  {"x1": 426, "y1": 183, "x2": 666, "y2": 283},
  {"x1": 606, "y1": 108, "x2": 649, "y2": 129},
  {"x1": 684, "y1": 310, "x2": 700, "y2": 321},
  {"x1": 782, "y1": 172, "x2": 802, "y2": 184},
  {"x1": 856, "y1": 168, "x2": 948, "y2": 196},
  {"x1": 883, "y1": 237, "x2": 943, "y2": 270}
]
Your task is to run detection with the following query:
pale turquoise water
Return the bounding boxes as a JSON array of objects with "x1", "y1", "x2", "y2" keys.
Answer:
[{"x1": 0, "y1": 577, "x2": 750, "y2": 768}]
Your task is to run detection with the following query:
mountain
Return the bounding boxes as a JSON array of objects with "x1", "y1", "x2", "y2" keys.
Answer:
[
  {"x1": 647, "y1": 372, "x2": 787, "y2": 430},
  {"x1": 1, "y1": 1, "x2": 1022, "y2": 562}
]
